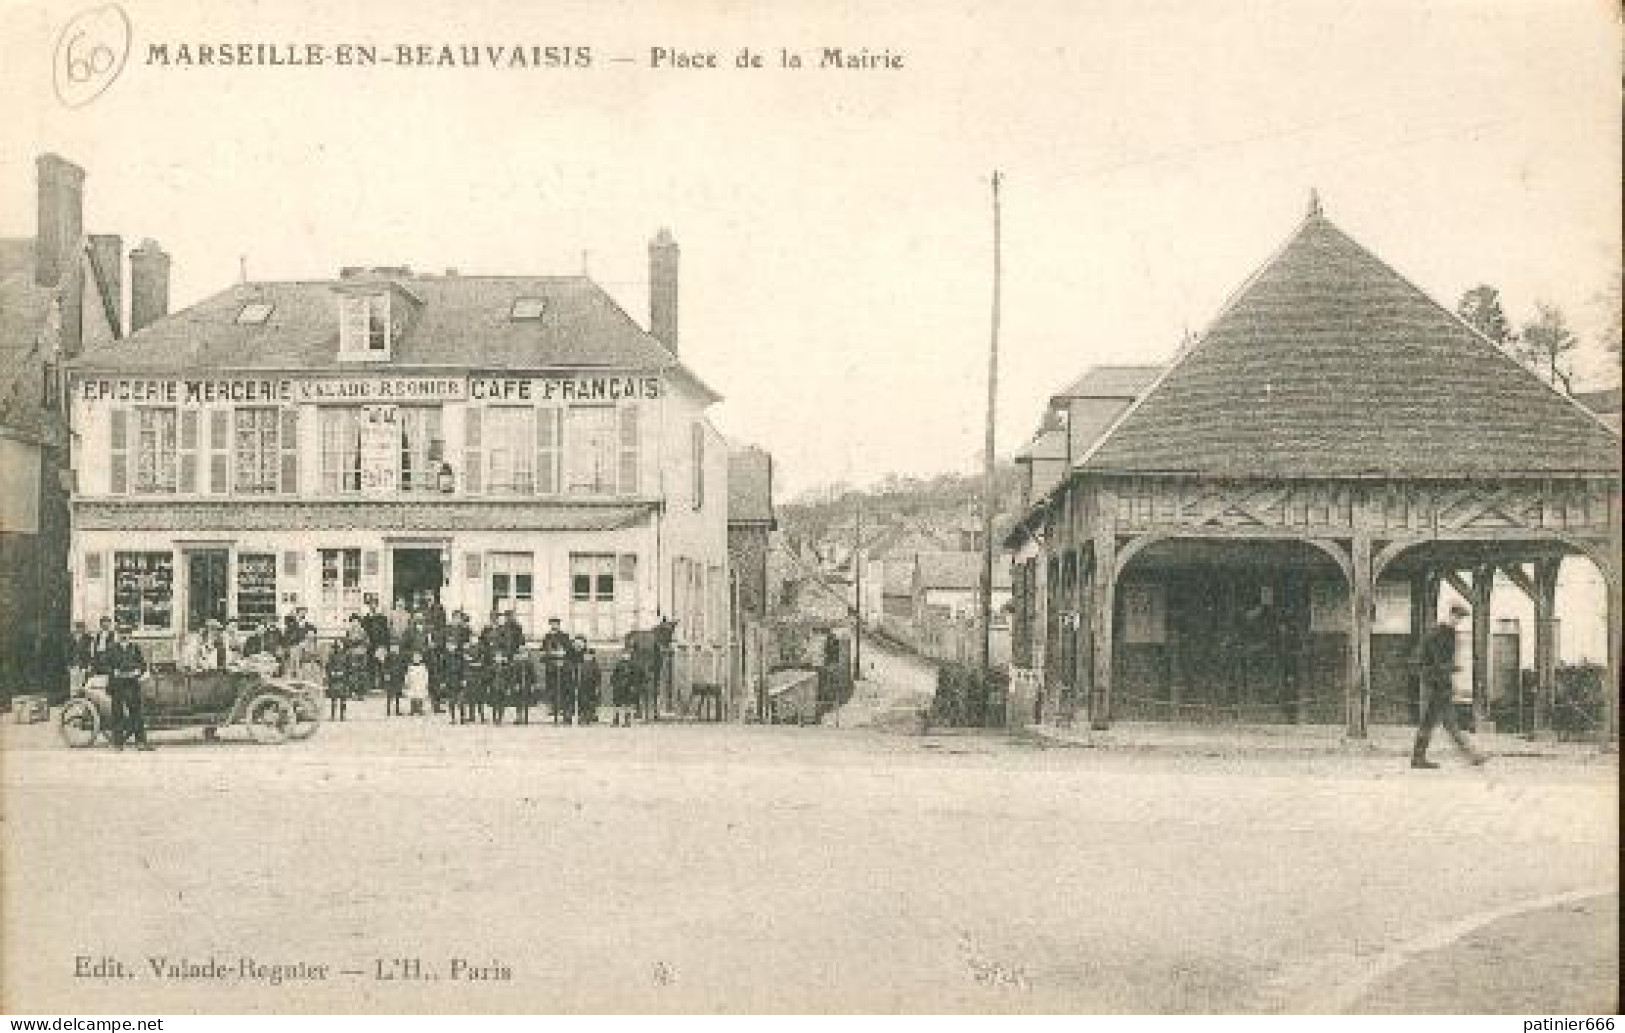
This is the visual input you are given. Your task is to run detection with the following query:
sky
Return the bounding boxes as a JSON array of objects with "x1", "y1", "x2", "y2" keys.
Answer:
[{"x1": 3, "y1": 0, "x2": 1619, "y2": 499}]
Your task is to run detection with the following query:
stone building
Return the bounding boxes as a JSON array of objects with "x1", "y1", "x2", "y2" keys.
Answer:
[
  {"x1": 1004, "y1": 198, "x2": 1621, "y2": 740},
  {"x1": 65, "y1": 229, "x2": 733, "y2": 696},
  {"x1": 0, "y1": 154, "x2": 162, "y2": 699}
]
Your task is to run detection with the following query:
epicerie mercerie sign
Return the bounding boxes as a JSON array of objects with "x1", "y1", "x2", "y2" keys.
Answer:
[{"x1": 77, "y1": 375, "x2": 659, "y2": 405}]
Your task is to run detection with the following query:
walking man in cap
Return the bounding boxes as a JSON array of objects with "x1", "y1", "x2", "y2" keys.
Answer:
[
  {"x1": 1411, "y1": 602, "x2": 1488, "y2": 769},
  {"x1": 108, "y1": 622, "x2": 153, "y2": 751}
]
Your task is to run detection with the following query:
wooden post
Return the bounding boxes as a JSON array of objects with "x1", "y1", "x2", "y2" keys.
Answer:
[
  {"x1": 1605, "y1": 561, "x2": 1620, "y2": 752},
  {"x1": 1470, "y1": 563, "x2": 1494, "y2": 732},
  {"x1": 1531, "y1": 558, "x2": 1560, "y2": 736},
  {"x1": 1408, "y1": 568, "x2": 1432, "y2": 725},
  {"x1": 1346, "y1": 533, "x2": 1373, "y2": 738},
  {"x1": 1090, "y1": 489, "x2": 1118, "y2": 730}
]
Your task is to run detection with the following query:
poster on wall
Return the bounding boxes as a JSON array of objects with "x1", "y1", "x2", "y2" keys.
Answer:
[
  {"x1": 1121, "y1": 583, "x2": 1166, "y2": 644},
  {"x1": 1373, "y1": 581, "x2": 1412, "y2": 634},
  {"x1": 1309, "y1": 579, "x2": 1348, "y2": 634},
  {"x1": 360, "y1": 405, "x2": 400, "y2": 494}
]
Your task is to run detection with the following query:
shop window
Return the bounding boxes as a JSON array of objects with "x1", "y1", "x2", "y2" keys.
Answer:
[
  {"x1": 566, "y1": 405, "x2": 617, "y2": 494},
  {"x1": 398, "y1": 407, "x2": 445, "y2": 492},
  {"x1": 236, "y1": 553, "x2": 278, "y2": 629},
  {"x1": 134, "y1": 407, "x2": 179, "y2": 494},
  {"x1": 318, "y1": 548, "x2": 363, "y2": 629},
  {"x1": 484, "y1": 407, "x2": 536, "y2": 494},
  {"x1": 320, "y1": 409, "x2": 363, "y2": 493},
  {"x1": 113, "y1": 551, "x2": 174, "y2": 630},
  {"x1": 569, "y1": 553, "x2": 624, "y2": 641},
  {"x1": 488, "y1": 552, "x2": 534, "y2": 633},
  {"x1": 234, "y1": 407, "x2": 281, "y2": 494}
]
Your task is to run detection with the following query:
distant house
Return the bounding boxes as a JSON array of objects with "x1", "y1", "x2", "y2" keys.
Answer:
[
  {"x1": 1, "y1": 154, "x2": 155, "y2": 699},
  {"x1": 727, "y1": 445, "x2": 776, "y2": 621},
  {"x1": 912, "y1": 551, "x2": 1013, "y2": 623}
]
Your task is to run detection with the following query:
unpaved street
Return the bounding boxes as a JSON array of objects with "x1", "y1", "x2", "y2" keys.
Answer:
[{"x1": 1, "y1": 699, "x2": 1615, "y2": 1014}]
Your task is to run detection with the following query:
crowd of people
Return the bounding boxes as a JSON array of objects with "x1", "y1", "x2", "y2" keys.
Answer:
[{"x1": 65, "y1": 594, "x2": 668, "y2": 744}]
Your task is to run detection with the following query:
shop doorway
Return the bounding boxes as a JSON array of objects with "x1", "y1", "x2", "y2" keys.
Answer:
[
  {"x1": 185, "y1": 549, "x2": 230, "y2": 631},
  {"x1": 392, "y1": 548, "x2": 445, "y2": 611}
]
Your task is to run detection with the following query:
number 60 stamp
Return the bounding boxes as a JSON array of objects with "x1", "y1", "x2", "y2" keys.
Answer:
[{"x1": 53, "y1": 4, "x2": 131, "y2": 108}]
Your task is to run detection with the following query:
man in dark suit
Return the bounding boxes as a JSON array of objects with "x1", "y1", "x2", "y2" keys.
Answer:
[
  {"x1": 90, "y1": 616, "x2": 117, "y2": 676},
  {"x1": 360, "y1": 595, "x2": 391, "y2": 707},
  {"x1": 540, "y1": 618, "x2": 575, "y2": 724},
  {"x1": 108, "y1": 622, "x2": 153, "y2": 751},
  {"x1": 1411, "y1": 603, "x2": 1487, "y2": 769},
  {"x1": 68, "y1": 620, "x2": 95, "y2": 696}
]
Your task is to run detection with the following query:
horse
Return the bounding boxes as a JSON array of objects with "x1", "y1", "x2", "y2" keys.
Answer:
[{"x1": 623, "y1": 618, "x2": 677, "y2": 721}]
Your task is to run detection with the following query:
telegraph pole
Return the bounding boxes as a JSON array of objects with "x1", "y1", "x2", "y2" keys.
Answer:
[
  {"x1": 852, "y1": 493, "x2": 863, "y2": 680},
  {"x1": 978, "y1": 171, "x2": 1003, "y2": 676}
]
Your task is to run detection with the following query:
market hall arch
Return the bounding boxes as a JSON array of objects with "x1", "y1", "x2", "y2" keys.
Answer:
[
  {"x1": 1081, "y1": 534, "x2": 1358, "y2": 729},
  {"x1": 1371, "y1": 532, "x2": 1620, "y2": 747}
]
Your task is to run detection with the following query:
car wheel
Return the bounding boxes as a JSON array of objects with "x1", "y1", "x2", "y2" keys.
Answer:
[
  {"x1": 59, "y1": 698, "x2": 101, "y2": 748},
  {"x1": 245, "y1": 694, "x2": 292, "y2": 744},
  {"x1": 288, "y1": 697, "x2": 320, "y2": 740}
]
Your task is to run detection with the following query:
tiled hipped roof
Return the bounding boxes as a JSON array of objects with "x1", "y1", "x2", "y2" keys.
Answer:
[
  {"x1": 1082, "y1": 213, "x2": 1621, "y2": 477},
  {"x1": 71, "y1": 274, "x2": 718, "y2": 399}
]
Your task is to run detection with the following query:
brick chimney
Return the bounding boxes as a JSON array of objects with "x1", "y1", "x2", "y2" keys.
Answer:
[
  {"x1": 129, "y1": 239, "x2": 171, "y2": 334},
  {"x1": 88, "y1": 234, "x2": 124, "y2": 337},
  {"x1": 36, "y1": 154, "x2": 86, "y2": 354},
  {"x1": 35, "y1": 154, "x2": 84, "y2": 289},
  {"x1": 649, "y1": 228, "x2": 679, "y2": 353}
]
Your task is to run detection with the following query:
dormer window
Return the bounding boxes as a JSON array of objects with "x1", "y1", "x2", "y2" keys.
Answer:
[
  {"x1": 339, "y1": 293, "x2": 391, "y2": 359},
  {"x1": 237, "y1": 302, "x2": 274, "y2": 325},
  {"x1": 510, "y1": 297, "x2": 545, "y2": 320}
]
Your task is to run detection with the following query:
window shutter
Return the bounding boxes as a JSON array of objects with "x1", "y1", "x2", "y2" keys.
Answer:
[
  {"x1": 465, "y1": 552, "x2": 482, "y2": 580},
  {"x1": 363, "y1": 550, "x2": 380, "y2": 579},
  {"x1": 208, "y1": 410, "x2": 231, "y2": 494},
  {"x1": 279, "y1": 408, "x2": 300, "y2": 494},
  {"x1": 617, "y1": 406, "x2": 640, "y2": 495},
  {"x1": 178, "y1": 409, "x2": 200, "y2": 493},
  {"x1": 108, "y1": 408, "x2": 129, "y2": 494},
  {"x1": 536, "y1": 407, "x2": 561, "y2": 495},
  {"x1": 86, "y1": 552, "x2": 104, "y2": 580},
  {"x1": 463, "y1": 407, "x2": 483, "y2": 495},
  {"x1": 691, "y1": 423, "x2": 704, "y2": 510},
  {"x1": 282, "y1": 550, "x2": 301, "y2": 578}
]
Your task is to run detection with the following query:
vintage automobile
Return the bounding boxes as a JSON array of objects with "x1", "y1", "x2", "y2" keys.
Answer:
[{"x1": 59, "y1": 665, "x2": 321, "y2": 747}]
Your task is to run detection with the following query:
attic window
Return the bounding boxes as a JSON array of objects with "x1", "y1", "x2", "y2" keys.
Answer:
[
  {"x1": 339, "y1": 293, "x2": 391, "y2": 358},
  {"x1": 237, "y1": 302, "x2": 274, "y2": 325},
  {"x1": 510, "y1": 298, "x2": 546, "y2": 320}
]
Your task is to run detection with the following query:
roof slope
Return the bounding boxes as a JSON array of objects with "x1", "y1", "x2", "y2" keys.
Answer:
[
  {"x1": 1083, "y1": 213, "x2": 1620, "y2": 477},
  {"x1": 0, "y1": 238, "x2": 56, "y2": 442},
  {"x1": 72, "y1": 274, "x2": 715, "y2": 396},
  {"x1": 1053, "y1": 363, "x2": 1162, "y2": 401}
]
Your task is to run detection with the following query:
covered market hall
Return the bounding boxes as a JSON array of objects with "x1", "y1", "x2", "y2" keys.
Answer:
[{"x1": 1004, "y1": 197, "x2": 1621, "y2": 742}]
